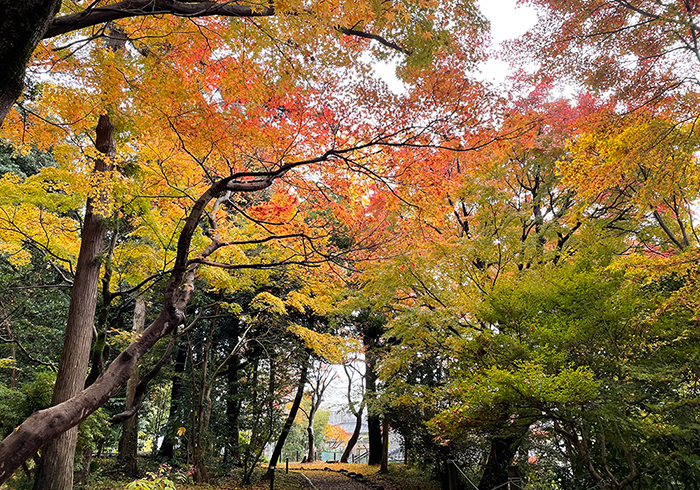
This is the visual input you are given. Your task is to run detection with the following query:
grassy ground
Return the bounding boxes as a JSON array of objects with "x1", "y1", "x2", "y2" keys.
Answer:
[
  {"x1": 283, "y1": 461, "x2": 440, "y2": 490},
  {"x1": 81, "y1": 459, "x2": 440, "y2": 490}
]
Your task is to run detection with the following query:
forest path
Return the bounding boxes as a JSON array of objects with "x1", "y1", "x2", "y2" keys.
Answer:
[{"x1": 296, "y1": 469, "x2": 379, "y2": 490}]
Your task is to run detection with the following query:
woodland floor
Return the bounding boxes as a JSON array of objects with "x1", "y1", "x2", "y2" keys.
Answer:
[{"x1": 81, "y1": 461, "x2": 440, "y2": 490}]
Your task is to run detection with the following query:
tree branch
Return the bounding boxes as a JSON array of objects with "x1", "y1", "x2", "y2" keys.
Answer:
[{"x1": 44, "y1": 0, "x2": 275, "y2": 39}]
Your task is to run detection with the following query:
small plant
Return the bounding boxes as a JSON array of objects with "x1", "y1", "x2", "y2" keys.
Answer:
[
  {"x1": 124, "y1": 464, "x2": 177, "y2": 490},
  {"x1": 124, "y1": 477, "x2": 175, "y2": 490}
]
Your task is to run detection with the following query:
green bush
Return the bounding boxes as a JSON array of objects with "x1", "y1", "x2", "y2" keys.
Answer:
[{"x1": 124, "y1": 477, "x2": 175, "y2": 490}]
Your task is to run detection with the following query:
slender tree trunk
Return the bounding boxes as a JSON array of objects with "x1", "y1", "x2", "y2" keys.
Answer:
[
  {"x1": 192, "y1": 309, "x2": 217, "y2": 484},
  {"x1": 225, "y1": 355, "x2": 241, "y2": 465},
  {"x1": 117, "y1": 297, "x2": 146, "y2": 477},
  {"x1": 159, "y1": 341, "x2": 187, "y2": 459},
  {"x1": 0, "y1": 0, "x2": 61, "y2": 127},
  {"x1": 33, "y1": 114, "x2": 115, "y2": 490},
  {"x1": 340, "y1": 404, "x2": 364, "y2": 463},
  {"x1": 265, "y1": 355, "x2": 309, "y2": 479}
]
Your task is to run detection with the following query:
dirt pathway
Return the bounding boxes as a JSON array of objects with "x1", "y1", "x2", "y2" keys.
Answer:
[{"x1": 296, "y1": 469, "x2": 379, "y2": 490}]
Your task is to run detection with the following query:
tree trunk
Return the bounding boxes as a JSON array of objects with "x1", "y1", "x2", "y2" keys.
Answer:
[
  {"x1": 380, "y1": 415, "x2": 389, "y2": 473},
  {"x1": 72, "y1": 443, "x2": 92, "y2": 486},
  {"x1": 265, "y1": 355, "x2": 309, "y2": 479},
  {"x1": 366, "y1": 365, "x2": 382, "y2": 465},
  {"x1": 340, "y1": 404, "x2": 364, "y2": 463},
  {"x1": 0, "y1": 0, "x2": 61, "y2": 126},
  {"x1": 478, "y1": 425, "x2": 529, "y2": 490},
  {"x1": 0, "y1": 169, "x2": 259, "y2": 486},
  {"x1": 306, "y1": 424, "x2": 316, "y2": 463},
  {"x1": 159, "y1": 340, "x2": 187, "y2": 460},
  {"x1": 117, "y1": 297, "x2": 146, "y2": 477},
  {"x1": 33, "y1": 114, "x2": 115, "y2": 490},
  {"x1": 225, "y1": 355, "x2": 241, "y2": 465}
]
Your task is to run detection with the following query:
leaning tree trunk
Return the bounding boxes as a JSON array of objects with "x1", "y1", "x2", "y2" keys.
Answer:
[
  {"x1": 340, "y1": 403, "x2": 364, "y2": 463},
  {"x1": 0, "y1": 161, "x2": 271, "y2": 486},
  {"x1": 0, "y1": 0, "x2": 61, "y2": 126},
  {"x1": 33, "y1": 114, "x2": 115, "y2": 490},
  {"x1": 117, "y1": 297, "x2": 146, "y2": 477},
  {"x1": 265, "y1": 354, "x2": 309, "y2": 479}
]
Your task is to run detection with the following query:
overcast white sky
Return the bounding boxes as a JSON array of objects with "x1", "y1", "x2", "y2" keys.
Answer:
[{"x1": 478, "y1": 0, "x2": 538, "y2": 82}]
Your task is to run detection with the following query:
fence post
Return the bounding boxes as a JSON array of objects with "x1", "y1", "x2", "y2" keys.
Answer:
[
  {"x1": 269, "y1": 466, "x2": 275, "y2": 490},
  {"x1": 296, "y1": 450, "x2": 299, "y2": 462},
  {"x1": 286, "y1": 457, "x2": 289, "y2": 473}
]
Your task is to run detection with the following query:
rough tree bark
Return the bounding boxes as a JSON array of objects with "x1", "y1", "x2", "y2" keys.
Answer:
[
  {"x1": 32, "y1": 114, "x2": 115, "y2": 490},
  {"x1": 0, "y1": 0, "x2": 62, "y2": 127},
  {"x1": 380, "y1": 415, "x2": 389, "y2": 474},
  {"x1": 117, "y1": 297, "x2": 146, "y2": 477}
]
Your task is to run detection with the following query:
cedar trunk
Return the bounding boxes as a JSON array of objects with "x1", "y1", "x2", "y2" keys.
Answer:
[
  {"x1": 380, "y1": 415, "x2": 389, "y2": 473},
  {"x1": 33, "y1": 115, "x2": 115, "y2": 490},
  {"x1": 365, "y1": 364, "x2": 382, "y2": 465},
  {"x1": 477, "y1": 426, "x2": 529, "y2": 490}
]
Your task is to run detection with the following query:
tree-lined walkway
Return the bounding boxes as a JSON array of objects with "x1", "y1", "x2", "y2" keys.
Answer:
[{"x1": 296, "y1": 469, "x2": 384, "y2": 490}]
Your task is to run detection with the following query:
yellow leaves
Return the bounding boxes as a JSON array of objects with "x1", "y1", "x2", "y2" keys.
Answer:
[
  {"x1": 562, "y1": 115, "x2": 700, "y2": 212},
  {"x1": 0, "y1": 358, "x2": 18, "y2": 370},
  {"x1": 285, "y1": 290, "x2": 332, "y2": 316},
  {"x1": 287, "y1": 323, "x2": 353, "y2": 363},
  {"x1": 177, "y1": 427, "x2": 186, "y2": 436},
  {"x1": 87, "y1": 169, "x2": 115, "y2": 218},
  {"x1": 250, "y1": 292, "x2": 287, "y2": 315}
]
